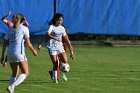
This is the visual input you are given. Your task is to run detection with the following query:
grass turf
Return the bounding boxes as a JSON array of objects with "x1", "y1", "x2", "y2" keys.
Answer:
[{"x1": 0, "y1": 46, "x2": 140, "y2": 93}]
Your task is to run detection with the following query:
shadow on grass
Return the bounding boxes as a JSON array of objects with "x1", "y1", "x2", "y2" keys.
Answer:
[
  {"x1": 0, "y1": 79, "x2": 52, "y2": 84},
  {"x1": 0, "y1": 80, "x2": 9, "y2": 83}
]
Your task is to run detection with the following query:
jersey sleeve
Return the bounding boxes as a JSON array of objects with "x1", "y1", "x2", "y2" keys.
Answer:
[
  {"x1": 62, "y1": 27, "x2": 66, "y2": 37},
  {"x1": 7, "y1": 20, "x2": 13, "y2": 27},
  {"x1": 47, "y1": 25, "x2": 53, "y2": 34},
  {"x1": 24, "y1": 27, "x2": 30, "y2": 39}
]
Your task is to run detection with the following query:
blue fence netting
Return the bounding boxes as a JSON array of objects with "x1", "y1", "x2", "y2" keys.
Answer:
[
  {"x1": 0, "y1": 0, "x2": 54, "y2": 35},
  {"x1": 57, "y1": 0, "x2": 140, "y2": 35},
  {"x1": 0, "y1": 0, "x2": 140, "y2": 36}
]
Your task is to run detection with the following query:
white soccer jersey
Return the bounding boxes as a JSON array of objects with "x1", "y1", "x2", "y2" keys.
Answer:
[
  {"x1": 46, "y1": 25, "x2": 66, "y2": 50},
  {"x1": 4, "y1": 24, "x2": 30, "y2": 55}
]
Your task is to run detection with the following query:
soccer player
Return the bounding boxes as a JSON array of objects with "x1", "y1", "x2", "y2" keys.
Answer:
[
  {"x1": 1, "y1": 14, "x2": 38, "y2": 93},
  {"x1": 1, "y1": 11, "x2": 29, "y2": 67},
  {"x1": 38, "y1": 21, "x2": 70, "y2": 81},
  {"x1": 38, "y1": 31, "x2": 68, "y2": 81},
  {"x1": 49, "y1": 29, "x2": 70, "y2": 81},
  {"x1": 45, "y1": 13, "x2": 74, "y2": 83}
]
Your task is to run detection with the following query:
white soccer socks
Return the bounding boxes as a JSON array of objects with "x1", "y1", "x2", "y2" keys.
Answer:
[
  {"x1": 52, "y1": 70, "x2": 58, "y2": 83},
  {"x1": 8, "y1": 74, "x2": 26, "y2": 93},
  {"x1": 12, "y1": 74, "x2": 26, "y2": 87}
]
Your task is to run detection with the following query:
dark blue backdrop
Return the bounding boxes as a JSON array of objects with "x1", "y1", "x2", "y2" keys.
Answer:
[
  {"x1": 57, "y1": 0, "x2": 140, "y2": 35},
  {"x1": 0, "y1": 0, "x2": 54, "y2": 35},
  {"x1": 0, "y1": 0, "x2": 140, "y2": 36}
]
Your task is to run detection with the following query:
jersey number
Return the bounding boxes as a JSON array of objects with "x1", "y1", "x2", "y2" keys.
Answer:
[{"x1": 9, "y1": 32, "x2": 16, "y2": 43}]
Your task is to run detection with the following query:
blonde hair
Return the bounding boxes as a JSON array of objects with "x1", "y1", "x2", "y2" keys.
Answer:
[{"x1": 13, "y1": 14, "x2": 25, "y2": 29}]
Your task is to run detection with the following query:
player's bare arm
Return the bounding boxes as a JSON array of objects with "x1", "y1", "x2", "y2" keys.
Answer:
[
  {"x1": 63, "y1": 35, "x2": 75, "y2": 60},
  {"x1": 1, "y1": 11, "x2": 11, "y2": 24}
]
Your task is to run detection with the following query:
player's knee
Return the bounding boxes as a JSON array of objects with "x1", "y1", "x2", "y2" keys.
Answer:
[
  {"x1": 63, "y1": 57, "x2": 68, "y2": 63},
  {"x1": 23, "y1": 71, "x2": 29, "y2": 77},
  {"x1": 63, "y1": 60, "x2": 68, "y2": 63}
]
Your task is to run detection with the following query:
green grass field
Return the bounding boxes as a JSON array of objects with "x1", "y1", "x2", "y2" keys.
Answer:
[{"x1": 0, "y1": 46, "x2": 140, "y2": 93}]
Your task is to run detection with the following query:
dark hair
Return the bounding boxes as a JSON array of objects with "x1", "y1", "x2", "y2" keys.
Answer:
[{"x1": 49, "y1": 13, "x2": 64, "y2": 25}]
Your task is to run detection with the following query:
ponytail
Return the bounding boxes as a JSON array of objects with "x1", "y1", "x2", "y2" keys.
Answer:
[{"x1": 13, "y1": 14, "x2": 25, "y2": 29}]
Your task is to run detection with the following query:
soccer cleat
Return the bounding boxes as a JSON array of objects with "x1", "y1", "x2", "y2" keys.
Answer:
[
  {"x1": 3, "y1": 62, "x2": 8, "y2": 68},
  {"x1": 61, "y1": 73, "x2": 67, "y2": 81},
  {"x1": 49, "y1": 71, "x2": 54, "y2": 80},
  {"x1": 7, "y1": 85, "x2": 14, "y2": 93}
]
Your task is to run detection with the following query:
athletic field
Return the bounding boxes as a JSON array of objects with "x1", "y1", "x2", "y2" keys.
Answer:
[{"x1": 0, "y1": 46, "x2": 140, "y2": 93}]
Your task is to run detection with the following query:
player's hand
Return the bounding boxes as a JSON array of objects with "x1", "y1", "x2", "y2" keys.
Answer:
[
  {"x1": 7, "y1": 11, "x2": 11, "y2": 16},
  {"x1": 32, "y1": 49, "x2": 38, "y2": 56},
  {"x1": 38, "y1": 44, "x2": 42, "y2": 51},
  {"x1": 70, "y1": 50, "x2": 75, "y2": 60}
]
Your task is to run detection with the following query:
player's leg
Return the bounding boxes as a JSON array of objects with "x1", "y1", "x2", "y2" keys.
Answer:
[
  {"x1": 57, "y1": 56, "x2": 61, "y2": 80},
  {"x1": 49, "y1": 55, "x2": 59, "y2": 83},
  {"x1": 13, "y1": 61, "x2": 29, "y2": 86},
  {"x1": 8, "y1": 61, "x2": 28, "y2": 93},
  {"x1": 58, "y1": 52, "x2": 68, "y2": 81},
  {"x1": 58, "y1": 52, "x2": 68, "y2": 63},
  {"x1": 3, "y1": 55, "x2": 8, "y2": 68},
  {"x1": 49, "y1": 55, "x2": 60, "y2": 80},
  {"x1": 7, "y1": 63, "x2": 18, "y2": 93},
  {"x1": 9, "y1": 63, "x2": 19, "y2": 85}
]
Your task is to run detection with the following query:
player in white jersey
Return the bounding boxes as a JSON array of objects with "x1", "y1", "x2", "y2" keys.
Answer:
[
  {"x1": 1, "y1": 14, "x2": 38, "y2": 93},
  {"x1": 1, "y1": 11, "x2": 29, "y2": 68},
  {"x1": 46, "y1": 13, "x2": 74, "y2": 83}
]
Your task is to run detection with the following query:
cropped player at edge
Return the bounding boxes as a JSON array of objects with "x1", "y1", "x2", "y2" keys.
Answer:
[
  {"x1": 1, "y1": 14, "x2": 38, "y2": 93},
  {"x1": 1, "y1": 11, "x2": 29, "y2": 68}
]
